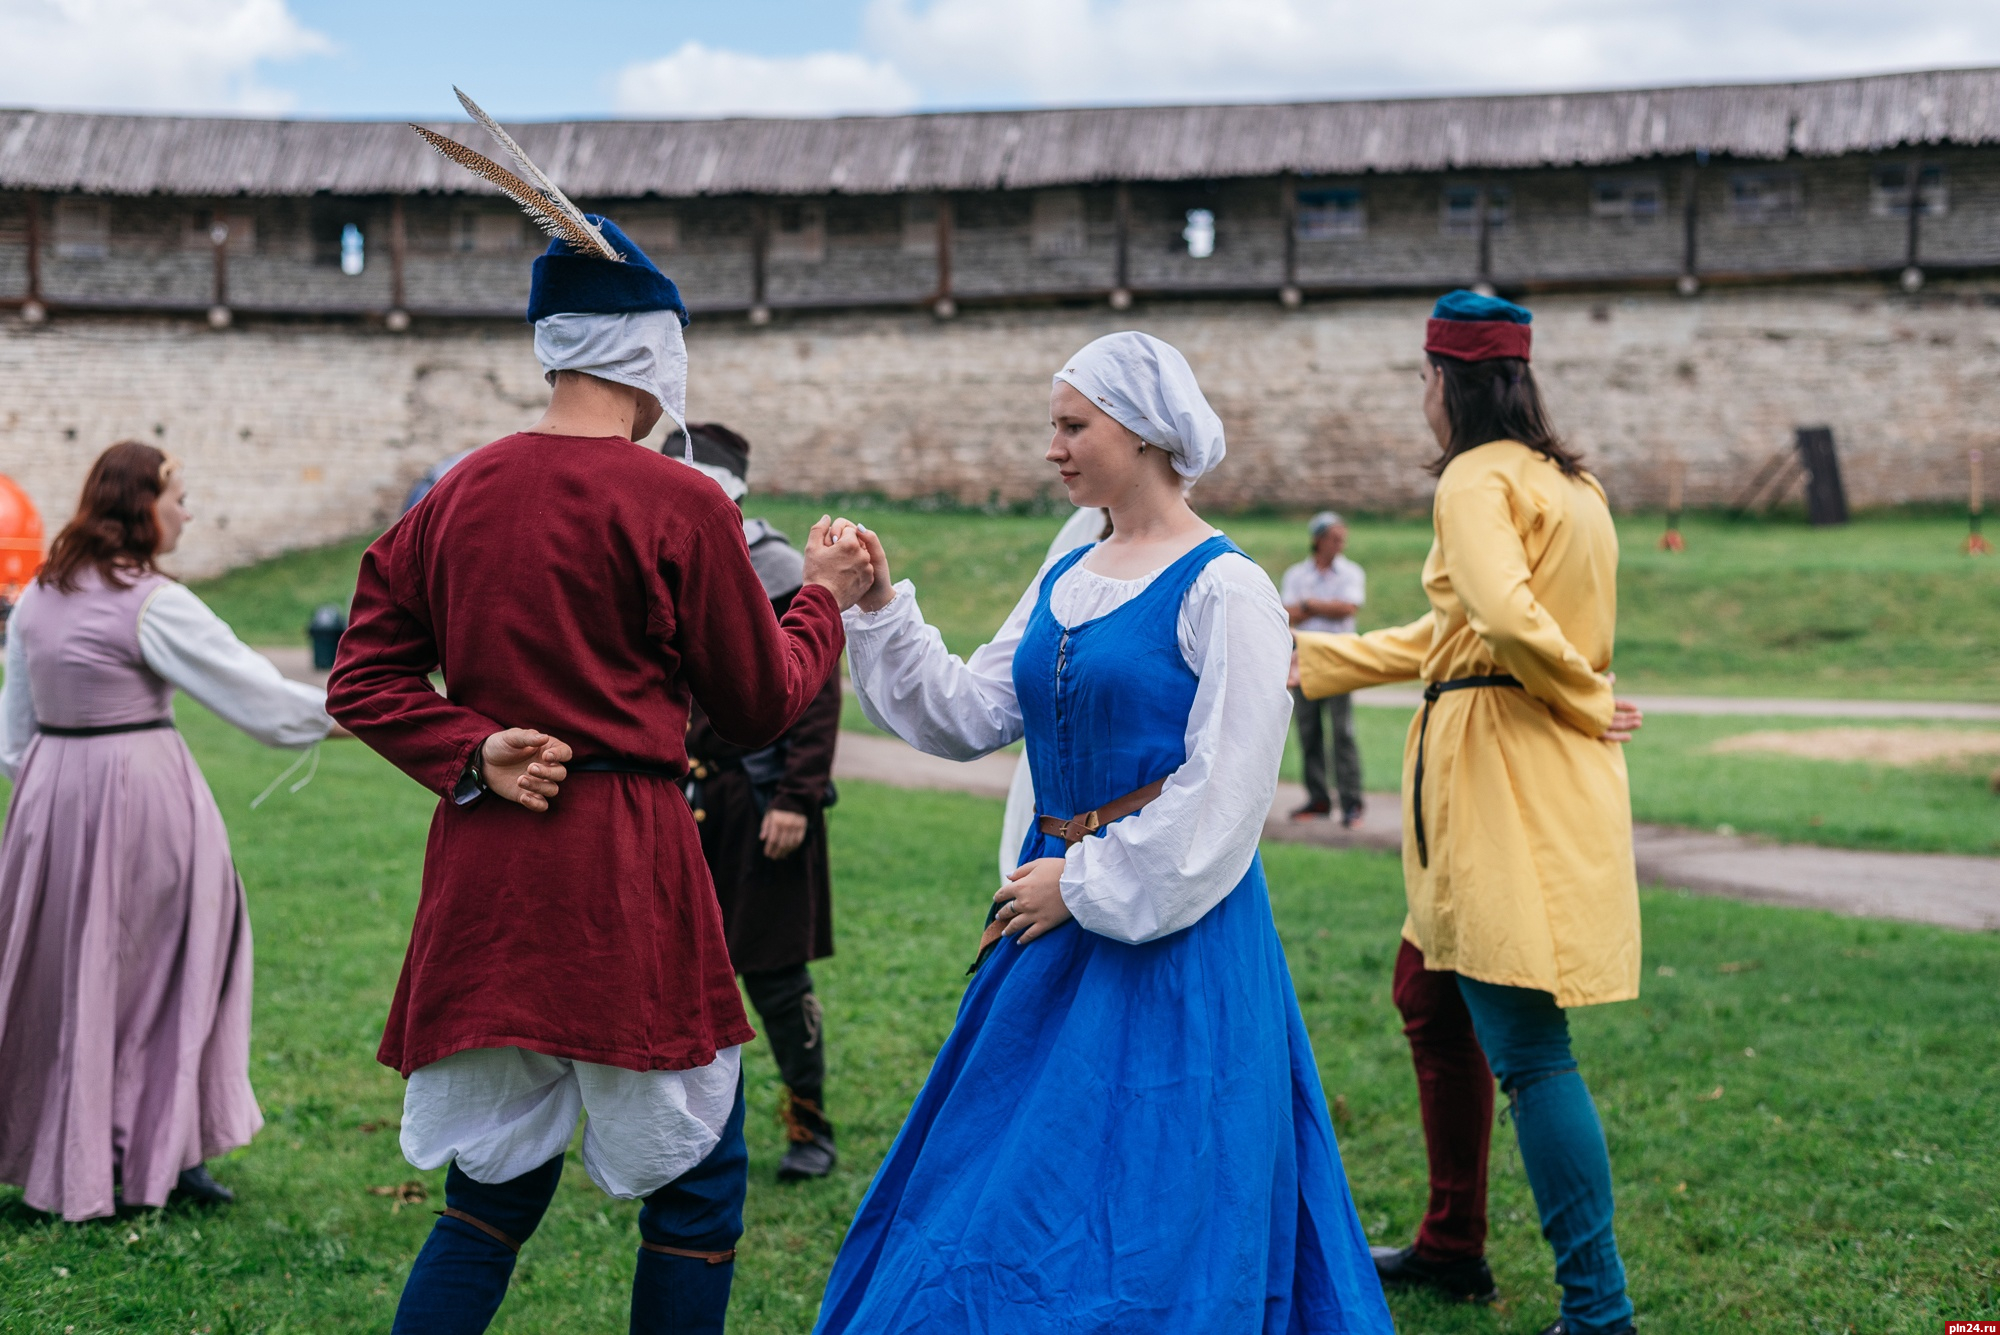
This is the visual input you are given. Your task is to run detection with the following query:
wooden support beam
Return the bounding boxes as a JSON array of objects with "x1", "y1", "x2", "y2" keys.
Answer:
[
  {"x1": 22, "y1": 192, "x2": 44, "y2": 322},
  {"x1": 1903, "y1": 157, "x2": 1925, "y2": 291},
  {"x1": 1679, "y1": 166, "x2": 1701, "y2": 295},
  {"x1": 1474, "y1": 183, "x2": 1493, "y2": 292},
  {"x1": 1279, "y1": 174, "x2": 1300, "y2": 307},
  {"x1": 933, "y1": 194, "x2": 955, "y2": 318},
  {"x1": 387, "y1": 196, "x2": 409, "y2": 329},
  {"x1": 1111, "y1": 182, "x2": 1131, "y2": 309},
  {"x1": 750, "y1": 202, "x2": 770, "y2": 324},
  {"x1": 208, "y1": 213, "x2": 231, "y2": 327}
]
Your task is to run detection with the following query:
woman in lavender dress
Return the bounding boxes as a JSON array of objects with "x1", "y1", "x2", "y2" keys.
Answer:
[{"x1": 0, "y1": 441, "x2": 334, "y2": 1221}]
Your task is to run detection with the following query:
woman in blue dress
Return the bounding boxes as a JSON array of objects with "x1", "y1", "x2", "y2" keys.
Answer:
[{"x1": 823, "y1": 332, "x2": 1394, "y2": 1333}]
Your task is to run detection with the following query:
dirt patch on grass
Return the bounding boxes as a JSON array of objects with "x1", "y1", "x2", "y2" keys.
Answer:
[{"x1": 1709, "y1": 727, "x2": 2000, "y2": 767}]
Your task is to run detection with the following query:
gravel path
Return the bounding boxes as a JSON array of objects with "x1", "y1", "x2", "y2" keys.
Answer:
[{"x1": 833, "y1": 733, "x2": 2000, "y2": 934}]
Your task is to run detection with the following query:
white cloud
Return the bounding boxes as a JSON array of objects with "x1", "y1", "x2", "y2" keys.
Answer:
[
  {"x1": 613, "y1": 40, "x2": 919, "y2": 117},
  {"x1": 0, "y1": 0, "x2": 330, "y2": 113},
  {"x1": 862, "y1": 0, "x2": 2000, "y2": 106}
]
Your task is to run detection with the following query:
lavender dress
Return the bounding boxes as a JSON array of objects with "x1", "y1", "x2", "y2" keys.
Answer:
[{"x1": 0, "y1": 569, "x2": 326, "y2": 1219}]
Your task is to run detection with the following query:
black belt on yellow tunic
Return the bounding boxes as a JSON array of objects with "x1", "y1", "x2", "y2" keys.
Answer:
[{"x1": 1412, "y1": 674, "x2": 1524, "y2": 869}]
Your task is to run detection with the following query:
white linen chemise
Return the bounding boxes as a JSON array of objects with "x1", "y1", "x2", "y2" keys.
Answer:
[
  {"x1": 847, "y1": 539, "x2": 1293, "y2": 944},
  {"x1": 1, "y1": 580, "x2": 330, "y2": 778}
]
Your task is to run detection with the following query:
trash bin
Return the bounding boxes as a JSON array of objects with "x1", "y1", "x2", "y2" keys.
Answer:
[{"x1": 308, "y1": 604, "x2": 348, "y2": 670}]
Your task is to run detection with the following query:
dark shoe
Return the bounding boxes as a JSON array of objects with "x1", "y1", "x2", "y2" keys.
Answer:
[
  {"x1": 1340, "y1": 803, "x2": 1365, "y2": 829},
  {"x1": 1289, "y1": 800, "x2": 1333, "y2": 821},
  {"x1": 172, "y1": 1163, "x2": 234, "y2": 1206},
  {"x1": 776, "y1": 1087, "x2": 836, "y2": 1181},
  {"x1": 776, "y1": 1132, "x2": 838, "y2": 1181},
  {"x1": 1537, "y1": 1322, "x2": 1636, "y2": 1335},
  {"x1": 1370, "y1": 1244, "x2": 1497, "y2": 1303}
]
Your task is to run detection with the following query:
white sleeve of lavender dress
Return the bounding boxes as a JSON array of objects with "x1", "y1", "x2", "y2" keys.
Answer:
[
  {"x1": 0, "y1": 595, "x2": 34, "y2": 780},
  {"x1": 840, "y1": 576, "x2": 1035, "y2": 761},
  {"x1": 139, "y1": 584, "x2": 334, "y2": 749},
  {"x1": 1057, "y1": 555, "x2": 1293, "y2": 944}
]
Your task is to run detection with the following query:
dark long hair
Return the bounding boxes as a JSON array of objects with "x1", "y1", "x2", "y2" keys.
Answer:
[
  {"x1": 1425, "y1": 354, "x2": 1584, "y2": 478},
  {"x1": 40, "y1": 441, "x2": 175, "y2": 592}
]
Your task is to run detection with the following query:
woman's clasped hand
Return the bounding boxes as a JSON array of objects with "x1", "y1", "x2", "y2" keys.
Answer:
[{"x1": 993, "y1": 857, "x2": 1073, "y2": 944}]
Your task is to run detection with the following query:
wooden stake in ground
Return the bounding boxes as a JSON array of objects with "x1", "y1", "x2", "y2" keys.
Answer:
[
  {"x1": 1966, "y1": 448, "x2": 1992, "y2": 555},
  {"x1": 1659, "y1": 458, "x2": 1686, "y2": 552}
]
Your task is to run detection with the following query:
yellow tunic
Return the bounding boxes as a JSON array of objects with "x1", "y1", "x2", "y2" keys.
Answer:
[{"x1": 1296, "y1": 440, "x2": 1640, "y2": 1008}]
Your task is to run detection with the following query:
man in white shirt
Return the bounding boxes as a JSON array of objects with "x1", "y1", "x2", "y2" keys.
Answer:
[{"x1": 1280, "y1": 511, "x2": 1366, "y2": 825}]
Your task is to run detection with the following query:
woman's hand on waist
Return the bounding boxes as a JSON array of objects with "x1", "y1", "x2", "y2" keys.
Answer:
[
  {"x1": 994, "y1": 857, "x2": 1072, "y2": 944},
  {"x1": 1600, "y1": 699, "x2": 1643, "y2": 743},
  {"x1": 1596, "y1": 672, "x2": 1643, "y2": 743}
]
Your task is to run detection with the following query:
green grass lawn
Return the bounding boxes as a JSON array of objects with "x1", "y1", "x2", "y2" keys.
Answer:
[
  {"x1": 2, "y1": 707, "x2": 1996, "y2": 1332},
  {"x1": 188, "y1": 502, "x2": 2000, "y2": 704},
  {"x1": 1319, "y1": 708, "x2": 2000, "y2": 857},
  {"x1": 183, "y1": 503, "x2": 2000, "y2": 858}
]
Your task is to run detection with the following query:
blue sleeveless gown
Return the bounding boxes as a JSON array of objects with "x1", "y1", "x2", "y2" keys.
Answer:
[{"x1": 815, "y1": 537, "x2": 1393, "y2": 1334}]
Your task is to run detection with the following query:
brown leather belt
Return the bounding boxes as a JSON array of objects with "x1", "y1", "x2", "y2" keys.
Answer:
[
  {"x1": 1034, "y1": 778, "x2": 1167, "y2": 845},
  {"x1": 973, "y1": 778, "x2": 1168, "y2": 969}
]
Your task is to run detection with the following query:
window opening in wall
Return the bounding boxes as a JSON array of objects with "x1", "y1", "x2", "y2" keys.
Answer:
[
  {"x1": 54, "y1": 198, "x2": 110, "y2": 259},
  {"x1": 1441, "y1": 186, "x2": 1510, "y2": 237},
  {"x1": 1590, "y1": 177, "x2": 1662, "y2": 224},
  {"x1": 457, "y1": 212, "x2": 524, "y2": 254},
  {"x1": 617, "y1": 211, "x2": 680, "y2": 255},
  {"x1": 340, "y1": 223, "x2": 366, "y2": 275},
  {"x1": 1183, "y1": 208, "x2": 1215, "y2": 258},
  {"x1": 1870, "y1": 165, "x2": 1947, "y2": 218},
  {"x1": 183, "y1": 210, "x2": 255, "y2": 254},
  {"x1": 901, "y1": 197, "x2": 939, "y2": 255},
  {"x1": 1727, "y1": 172, "x2": 1801, "y2": 224},
  {"x1": 1032, "y1": 190, "x2": 1087, "y2": 258},
  {"x1": 1296, "y1": 188, "x2": 1365, "y2": 239},
  {"x1": 770, "y1": 202, "x2": 826, "y2": 263}
]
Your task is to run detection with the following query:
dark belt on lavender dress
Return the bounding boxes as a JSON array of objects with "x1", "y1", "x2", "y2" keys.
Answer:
[
  {"x1": 36, "y1": 718, "x2": 175, "y2": 737},
  {"x1": 1412, "y1": 674, "x2": 1524, "y2": 870}
]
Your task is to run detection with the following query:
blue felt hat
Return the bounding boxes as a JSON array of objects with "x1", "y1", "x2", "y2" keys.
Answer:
[{"x1": 526, "y1": 215, "x2": 689, "y2": 327}]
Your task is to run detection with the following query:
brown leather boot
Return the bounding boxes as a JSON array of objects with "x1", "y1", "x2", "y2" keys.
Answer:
[{"x1": 776, "y1": 1087, "x2": 837, "y2": 1182}]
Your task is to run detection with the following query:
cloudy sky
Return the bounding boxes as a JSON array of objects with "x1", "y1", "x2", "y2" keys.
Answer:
[{"x1": 3, "y1": 0, "x2": 1998, "y2": 119}]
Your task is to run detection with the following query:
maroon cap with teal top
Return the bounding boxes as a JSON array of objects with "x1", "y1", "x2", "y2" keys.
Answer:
[{"x1": 1424, "y1": 289, "x2": 1533, "y2": 362}]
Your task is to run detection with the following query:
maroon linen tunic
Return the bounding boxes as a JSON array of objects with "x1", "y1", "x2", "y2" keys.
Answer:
[{"x1": 327, "y1": 432, "x2": 844, "y2": 1076}]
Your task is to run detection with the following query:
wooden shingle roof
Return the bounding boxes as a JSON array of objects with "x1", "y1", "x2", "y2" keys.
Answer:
[{"x1": 3, "y1": 66, "x2": 1998, "y2": 199}]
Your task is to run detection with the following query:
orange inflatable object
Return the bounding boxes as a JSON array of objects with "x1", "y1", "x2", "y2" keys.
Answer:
[{"x1": 0, "y1": 474, "x2": 46, "y2": 596}]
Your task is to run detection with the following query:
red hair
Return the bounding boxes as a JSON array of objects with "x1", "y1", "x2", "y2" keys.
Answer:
[{"x1": 40, "y1": 441, "x2": 177, "y2": 592}]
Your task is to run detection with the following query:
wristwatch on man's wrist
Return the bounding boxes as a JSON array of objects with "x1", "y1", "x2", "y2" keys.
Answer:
[{"x1": 452, "y1": 746, "x2": 492, "y2": 806}]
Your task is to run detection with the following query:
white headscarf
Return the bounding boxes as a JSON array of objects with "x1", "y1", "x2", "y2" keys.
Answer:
[
  {"x1": 1052, "y1": 332, "x2": 1226, "y2": 482},
  {"x1": 534, "y1": 309, "x2": 689, "y2": 440}
]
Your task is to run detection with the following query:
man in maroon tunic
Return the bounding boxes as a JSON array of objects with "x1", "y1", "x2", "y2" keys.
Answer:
[{"x1": 328, "y1": 215, "x2": 875, "y2": 1335}]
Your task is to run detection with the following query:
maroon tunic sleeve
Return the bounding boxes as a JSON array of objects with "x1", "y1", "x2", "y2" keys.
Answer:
[
  {"x1": 327, "y1": 519, "x2": 499, "y2": 797},
  {"x1": 665, "y1": 502, "x2": 845, "y2": 751},
  {"x1": 768, "y1": 668, "x2": 841, "y2": 817}
]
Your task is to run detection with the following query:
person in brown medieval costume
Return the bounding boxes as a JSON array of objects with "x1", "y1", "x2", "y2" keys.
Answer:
[{"x1": 677, "y1": 423, "x2": 843, "y2": 1182}]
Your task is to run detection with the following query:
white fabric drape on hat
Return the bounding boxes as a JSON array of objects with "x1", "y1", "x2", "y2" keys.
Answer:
[
  {"x1": 533, "y1": 309, "x2": 688, "y2": 436},
  {"x1": 1053, "y1": 332, "x2": 1226, "y2": 481}
]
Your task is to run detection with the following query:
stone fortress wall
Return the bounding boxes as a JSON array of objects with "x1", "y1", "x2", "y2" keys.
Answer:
[{"x1": 2, "y1": 280, "x2": 1994, "y2": 580}]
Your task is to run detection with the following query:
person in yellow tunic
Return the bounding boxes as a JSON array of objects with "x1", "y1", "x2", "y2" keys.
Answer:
[{"x1": 1295, "y1": 290, "x2": 1644, "y2": 1335}]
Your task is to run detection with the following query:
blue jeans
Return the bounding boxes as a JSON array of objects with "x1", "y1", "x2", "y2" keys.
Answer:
[
  {"x1": 1455, "y1": 977, "x2": 1632, "y2": 1334},
  {"x1": 392, "y1": 1079, "x2": 748, "y2": 1335}
]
